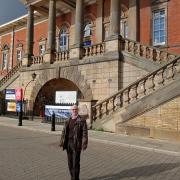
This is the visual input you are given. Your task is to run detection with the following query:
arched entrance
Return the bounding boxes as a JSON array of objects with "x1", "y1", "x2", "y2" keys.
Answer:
[{"x1": 33, "y1": 78, "x2": 84, "y2": 116}]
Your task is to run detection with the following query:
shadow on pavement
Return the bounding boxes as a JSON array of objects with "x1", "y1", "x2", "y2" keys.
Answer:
[{"x1": 87, "y1": 162, "x2": 180, "y2": 180}]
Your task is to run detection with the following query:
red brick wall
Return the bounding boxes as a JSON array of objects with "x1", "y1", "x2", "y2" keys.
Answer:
[
  {"x1": 139, "y1": 0, "x2": 151, "y2": 45},
  {"x1": 34, "y1": 20, "x2": 48, "y2": 56},
  {"x1": 13, "y1": 28, "x2": 26, "y2": 66},
  {"x1": 167, "y1": 0, "x2": 180, "y2": 54},
  {"x1": 0, "y1": 34, "x2": 11, "y2": 74}
]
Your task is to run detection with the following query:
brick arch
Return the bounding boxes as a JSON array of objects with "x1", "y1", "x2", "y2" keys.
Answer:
[{"x1": 29, "y1": 67, "x2": 93, "y2": 102}]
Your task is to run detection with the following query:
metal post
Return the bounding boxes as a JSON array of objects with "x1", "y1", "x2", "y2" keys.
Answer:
[
  {"x1": 18, "y1": 100, "x2": 23, "y2": 126},
  {"x1": 51, "y1": 112, "x2": 55, "y2": 131}
]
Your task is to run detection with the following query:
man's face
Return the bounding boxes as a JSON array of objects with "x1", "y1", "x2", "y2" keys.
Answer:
[{"x1": 71, "y1": 106, "x2": 78, "y2": 117}]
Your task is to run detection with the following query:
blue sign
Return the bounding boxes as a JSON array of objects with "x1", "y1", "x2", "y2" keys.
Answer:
[
  {"x1": 16, "y1": 102, "x2": 21, "y2": 112},
  {"x1": 5, "y1": 89, "x2": 15, "y2": 100}
]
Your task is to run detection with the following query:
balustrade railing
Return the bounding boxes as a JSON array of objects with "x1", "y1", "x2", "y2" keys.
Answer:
[
  {"x1": 83, "y1": 43, "x2": 105, "y2": 58},
  {"x1": 54, "y1": 51, "x2": 69, "y2": 62},
  {"x1": 92, "y1": 56, "x2": 180, "y2": 122},
  {"x1": 122, "y1": 38, "x2": 178, "y2": 64},
  {"x1": 0, "y1": 61, "x2": 22, "y2": 87},
  {"x1": 31, "y1": 55, "x2": 44, "y2": 65}
]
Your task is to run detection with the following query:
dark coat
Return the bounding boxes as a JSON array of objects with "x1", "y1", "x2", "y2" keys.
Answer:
[{"x1": 59, "y1": 115, "x2": 88, "y2": 151}]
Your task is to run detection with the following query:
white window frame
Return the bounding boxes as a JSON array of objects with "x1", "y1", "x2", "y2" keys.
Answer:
[
  {"x1": 59, "y1": 27, "x2": 68, "y2": 51},
  {"x1": 16, "y1": 50, "x2": 22, "y2": 62},
  {"x1": 2, "y1": 51, "x2": 8, "y2": 70},
  {"x1": 39, "y1": 44, "x2": 46, "y2": 55},
  {"x1": 152, "y1": 9, "x2": 166, "y2": 46}
]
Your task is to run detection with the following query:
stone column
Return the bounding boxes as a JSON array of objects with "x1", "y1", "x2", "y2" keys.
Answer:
[
  {"x1": 109, "y1": 0, "x2": 121, "y2": 37},
  {"x1": 23, "y1": 5, "x2": 34, "y2": 66},
  {"x1": 128, "y1": 0, "x2": 138, "y2": 41},
  {"x1": 96, "y1": 0, "x2": 103, "y2": 43},
  {"x1": 45, "y1": 0, "x2": 56, "y2": 63},
  {"x1": 70, "y1": 0, "x2": 84, "y2": 60},
  {"x1": 105, "y1": 0, "x2": 121, "y2": 55},
  {"x1": 74, "y1": 0, "x2": 84, "y2": 47}
]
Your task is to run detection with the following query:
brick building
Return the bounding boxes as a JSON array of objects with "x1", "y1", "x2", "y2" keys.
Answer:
[{"x1": 0, "y1": 0, "x2": 180, "y2": 141}]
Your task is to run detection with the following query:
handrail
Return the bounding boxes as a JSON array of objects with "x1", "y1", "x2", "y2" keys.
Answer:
[
  {"x1": 92, "y1": 55, "x2": 180, "y2": 121},
  {"x1": 122, "y1": 38, "x2": 178, "y2": 63},
  {"x1": 0, "y1": 61, "x2": 22, "y2": 87},
  {"x1": 83, "y1": 43, "x2": 105, "y2": 57},
  {"x1": 54, "y1": 51, "x2": 70, "y2": 61}
]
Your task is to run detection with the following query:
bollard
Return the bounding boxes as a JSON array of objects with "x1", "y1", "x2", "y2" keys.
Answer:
[{"x1": 51, "y1": 112, "x2": 55, "y2": 131}]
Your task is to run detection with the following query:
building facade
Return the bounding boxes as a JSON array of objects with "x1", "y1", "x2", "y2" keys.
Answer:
[{"x1": 0, "y1": 0, "x2": 180, "y2": 141}]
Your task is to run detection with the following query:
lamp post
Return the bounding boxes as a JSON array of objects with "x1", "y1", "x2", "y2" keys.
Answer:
[{"x1": 18, "y1": 72, "x2": 36, "y2": 126}]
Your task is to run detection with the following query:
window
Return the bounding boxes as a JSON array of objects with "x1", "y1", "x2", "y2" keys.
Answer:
[
  {"x1": 39, "y1": 44, "x2": 45, "y2": 55},
  {"x1": 120, "y1": 19, "x2": 128, "y2": 38},
  {"x1": 83, "y1": 22, "x2": 91, "y2": 46},
  {"x1": 16, "y1": 50, "x2": 22, "y2": 62},
  {"x1": 2, "y1": 51, "x2": 7, "y2": 70},
  {"x1": 59, "y1": 27, "x2": 68, "y2": 51},
  {"x1": 152, "y1": 9, "x2": 166, "y2": 46}
]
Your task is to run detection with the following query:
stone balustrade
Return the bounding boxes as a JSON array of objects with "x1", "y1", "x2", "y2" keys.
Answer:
[
  {"x1": 31, "y1": 55, "x2": 44, "y2": 65},
  {"x1": 54, "y1": 51, "x2": 69, "y2": 62},
  {"x1": 0, "y1": 61, "x2": 22, "y2": 87},
  {"x1": 83, "y1": 43, "x2": 105, "y2": 58},
  {"x1": 122, "y1": 38, "x2": 178, "y2": 63},
  {"x1": 92, "y1": 56, "x2": 180, "y2": 122}
]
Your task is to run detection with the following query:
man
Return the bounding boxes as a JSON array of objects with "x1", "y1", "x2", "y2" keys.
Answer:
[{"x1": 59, "y1": 105, "x2": 88, "y2": 180}]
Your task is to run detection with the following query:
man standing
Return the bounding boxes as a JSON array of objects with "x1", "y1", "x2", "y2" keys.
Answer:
[{"x1": 59, "y1": 105, "x2": 88, "y2": 180}]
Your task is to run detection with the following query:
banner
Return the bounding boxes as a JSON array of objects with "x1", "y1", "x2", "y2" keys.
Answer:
[
  {"x1": 45, "y1": 105, "x2": 71, "y2": 119},
  {"x1": 15, "y1": 88, "x2": 23, "y2": 101}
]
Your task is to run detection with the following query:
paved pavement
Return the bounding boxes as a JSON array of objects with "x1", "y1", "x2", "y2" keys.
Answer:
[
  {"x1": 1, "y1": 117, "x2": 180, "y2": 180},
  {"x1": 1, "y1": 116, "x2": 180, "y2": 157}
]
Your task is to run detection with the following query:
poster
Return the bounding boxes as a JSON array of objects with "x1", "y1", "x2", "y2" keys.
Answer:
[
  {"x1": 45, "y1": 105, "x2": 71, "y2": 119},
  {"x1": 55, "y1": 91, "x2": 77, "y2": 104},
  {"x1": 7, "y1": 102, "x2": 16, "y2": 112}
]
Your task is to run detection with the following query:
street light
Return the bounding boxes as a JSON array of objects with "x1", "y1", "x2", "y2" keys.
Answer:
[{"x1": 18, "y1": 72, "x2": 36, "y2": 126}]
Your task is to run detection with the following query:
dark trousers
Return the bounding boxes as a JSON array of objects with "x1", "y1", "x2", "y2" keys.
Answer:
[{"x1": 66, "y1": 142, "x2": 81, "y2": 180}]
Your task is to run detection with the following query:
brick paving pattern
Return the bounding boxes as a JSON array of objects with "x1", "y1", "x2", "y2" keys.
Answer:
[{"x1": 0, "y1": 126, "x2": 180, "y2": 180}]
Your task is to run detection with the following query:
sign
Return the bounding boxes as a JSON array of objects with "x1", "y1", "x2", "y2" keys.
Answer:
[
  {"x1": 5, "y1": 89, "x2": 15, "y2": 100},
  {"x1": 15, "y1": 88, "x2": 23, "y2": 101},
  {"x1": 16, "y1": 102, "x2": 21, "y2": 112},
  {"x1": 45, "y1": 105, "x2": 71, "y2": 119},
  {"x1": 55, "y1": 91, "x2": 77, "y2": 104},
  {"x1": 7, "y1": 102, "x2": 16, "y2": 112}
]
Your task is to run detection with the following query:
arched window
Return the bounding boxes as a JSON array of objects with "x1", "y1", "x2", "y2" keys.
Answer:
[
  {"x1": 1, "y1": 44, "x2": 9, "y2": 70},
  {"x1": 83, "y1": 22, "x2": 91, "y2": 46},
  {"x1": 59, "y1": 27, "x2": 68, "y2": 51}
]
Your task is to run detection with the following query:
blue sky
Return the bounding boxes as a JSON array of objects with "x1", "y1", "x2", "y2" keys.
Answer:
[{"x1": 0, "y1": 0, "x2": 27, "y2": 25}]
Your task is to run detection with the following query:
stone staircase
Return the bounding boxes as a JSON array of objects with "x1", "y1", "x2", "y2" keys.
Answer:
[
  {"x1": 91, "y1": 55, "x2": 180, "y2": 135},
  {"x1": 0, "y1": 61, "x2": 22, "y2": 91},
  {"x1": 121, "y1": 38, "x2": 178, "y2": 72}
]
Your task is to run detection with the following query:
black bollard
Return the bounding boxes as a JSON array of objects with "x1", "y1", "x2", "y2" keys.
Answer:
[
  {"x1": 18, "y1": 100, "x2": 23, "y2": 126},
  {"x1": 51, "y1": 112, "x2": 55, "y2": 131}
]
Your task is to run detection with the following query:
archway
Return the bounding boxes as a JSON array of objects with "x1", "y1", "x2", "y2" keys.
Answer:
[{"x1": 33, "y1": 78, "x2": 84, "y2": 116}]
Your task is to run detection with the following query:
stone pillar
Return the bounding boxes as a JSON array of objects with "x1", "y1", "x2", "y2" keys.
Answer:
[
  {"x1": 128, "y1": 0, "x2": 138, "y2": 40},
  {"x1": 96, "y1": 0, "x2": 103, "y2": 43},
  {"x1": 105, "y1": 0, "x2": 121, "y2": 55},
  {"x1": 109, "y1": 0, "x2": 121, "y2": 37},
  {"x1": 44, "y1": 0, "x2": 56, "y2": 63},
  {"x1": 70, "y1": 0, "x2": 84, "y2": 60},
  {"x1": 23, "y1": 5, "x2": 34, "y2": 66}
]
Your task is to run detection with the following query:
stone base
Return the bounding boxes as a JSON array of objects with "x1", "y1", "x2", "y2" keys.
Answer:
[
  {"x1": 70, "y1": 47, "x2": 82, "y2": 60},
  {"x1": 116, "y1": 124, "x2": 180, "y2": 142}
]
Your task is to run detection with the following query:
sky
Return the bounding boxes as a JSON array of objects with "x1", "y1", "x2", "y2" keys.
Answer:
[{"x1": 0, "y1": 0, "x2": 27, "y2": 25}]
